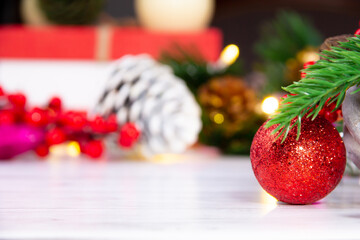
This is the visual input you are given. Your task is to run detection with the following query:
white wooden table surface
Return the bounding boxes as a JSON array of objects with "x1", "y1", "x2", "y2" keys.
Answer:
[{"x1": 0, "y1": 152, "x2": 360, "y2": 240}]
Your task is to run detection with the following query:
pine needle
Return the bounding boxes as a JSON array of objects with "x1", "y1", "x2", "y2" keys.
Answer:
[{"x1": 266, "y1": 35, "x2": 360, "y2": 142}]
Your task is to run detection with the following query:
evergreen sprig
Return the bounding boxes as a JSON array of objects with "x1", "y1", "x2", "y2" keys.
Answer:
[
  {"x1": 254, "y1": 11, "x2": 322, "y2": 95},
  {"x1": 266, "y1": 35, "x2": 360, "y2": 141},
  {"x1": 255, "y1": 11, "x2": 322, "y2": 63}
]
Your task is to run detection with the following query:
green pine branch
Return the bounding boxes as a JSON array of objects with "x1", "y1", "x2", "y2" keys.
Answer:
[
  {"x1": 254, "y1": 10, "x2": 322, "y2": 95},
  {"x1": 255, "y1": 10, "x2": 322, "y2": 63},
  {"x1": 266, "y1": 35, "x2": 360, "y2": 141}
]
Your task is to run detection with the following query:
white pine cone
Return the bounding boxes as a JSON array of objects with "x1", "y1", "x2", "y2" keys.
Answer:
[{"x1": 95, "y1": 54, "x2": 202, "y2": 157}]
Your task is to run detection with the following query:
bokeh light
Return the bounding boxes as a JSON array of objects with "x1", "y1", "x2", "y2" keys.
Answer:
[
  {"x1": 213, "y1": 113, "x2": 224, "y2": 124},
  {"x1": 261, "y1": 96, "x2": 279, "y2": 115},
  {"x1": 66, "y1": 141, "x2": 81, "y2": 157},
  {"x1": 220, "y1": 44, "x2": 239, "y2": 66}
]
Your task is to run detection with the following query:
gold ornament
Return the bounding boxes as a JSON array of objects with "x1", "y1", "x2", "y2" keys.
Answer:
[{"x1": 198, "y1": 76, "x2": 258, "y2": 134}]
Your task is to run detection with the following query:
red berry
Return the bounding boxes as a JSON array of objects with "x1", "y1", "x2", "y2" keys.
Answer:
[
  {"x1": 280, "y1": 94, "x2": 296, "y2": 104},
  {"x1": 303, "y1": 61, "x2": 316, "y2": 69},
  {"x1": 8, "y1": 93, "x2": 26, "y2": 108},
  {"x1": 355, "y1": 28, "x2": 360, "y2": 35},
  {"x1": 48, "y1": 97, "x2": 62, "y2": 111},
  {"x1": 73, "y1": 112, "x2": 87, "y2": 130},
  {"x1": 62, "y1": 111, "x2": 87, "y2": 131},
  {"x1": 0, "y1": 86, "x2": 4, "y2": 96},
  {"x1": 0, "y1": 110, "x2": 15, "y2": 125},
  {"x1": 84, "y1": 140, "x2": 103, "y2": 158},
  {"x1": 318, "y1": 108, "x2": 326, "y2": 116},
  {"x1": 26, "y1": 107, "x2": 48, "y2": 127},
  {"x1": 301, "y1": 61, "x2": 316, "y2": 78},
  {"x1": 90, "y1": 115, "x2": 107, "y2": 133},
  {"x1": 325, "y1": 98, "x2": 336, "y2": 111},
  {"x1": 47, "y1": 108, "x2": 60, "y2": 124},
  {"x1": 106, "y1": 114, "x2": 118, "y2": 132},
  {"x1": 324, "y1": 111, "x2": 338, "y2": 123},
  {"x1": 46, "y1": 128, "x2": 66, "y2": 145},
  {"x1": 35, "y1": 144, "x2": 49, "y2": 157},
  {"x1": 118, "y1": 123, "x2": 140, "y2": 148},
  {"x1": 78, "y1": 141, "x2": 88, "y2": 154}
]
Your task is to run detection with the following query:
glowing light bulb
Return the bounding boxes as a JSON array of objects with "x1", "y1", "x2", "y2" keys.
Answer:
[
  {"x1": 219, "y1": 44, "x2": 239, "y2": 66},
  {"x1": 261, "y1": 96, "x2": 279, "y2": 115}
]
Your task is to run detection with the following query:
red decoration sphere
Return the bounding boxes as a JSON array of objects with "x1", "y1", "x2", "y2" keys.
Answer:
[
  {"x1": 106, "y1": 114, "x2": 118, "y2": 133},
  {"x1": 46, "y1": 128, "x2": 66, "y2": 145},
  {"x1": 250, "y1": 116, "x2": 346, "y2": 204},
  {"x1": 301, "y1": 61, "x2": 315, "y2": 78},
  {"x1": 0, "y1": 110, "x2": 15, "y2": 125},
  {"x1": 8, "y1": 93, "x2": 26, "y2": 109},
  {"x1": 61, "y1": 111, "x2": 87, "y2": 131},
  {"x1": 324, "y1": 111, "x2": 338, "y2": 123},
  {"x1": 118, "y1": 123, "x2": 140, "y2": 148},
  {"x1": 317, "y1": 98, "x2": 341, "y2": 123},
  {"x1": 90, "y1": 115, "x2": 107, "y2": 133},
  {"x1": 84, "y1": 140, "x2": 103, "y2": 158},
  {"x1": 48, "y1": 97, "x2": 62, "y2": 111},
  {"x1": 26, "y1": 107, "x2": 48, "y2": 127},
  {"x1": 35, "y1": 144, "x2": 49, "y2": 158}
]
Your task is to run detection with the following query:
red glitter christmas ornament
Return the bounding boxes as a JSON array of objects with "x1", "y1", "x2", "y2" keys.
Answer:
[{"x1": 250, "y1": 116, "x2": 346, "y2": 204}]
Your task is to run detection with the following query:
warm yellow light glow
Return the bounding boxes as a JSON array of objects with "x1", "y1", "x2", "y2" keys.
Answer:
[
  {"x1": 213, "y1": 113, "x2": 224, "y2": 124},
  {"x1": 301, "y1": 51, "x2": 319, "y2": 63},
  {"x1": 150, "y1": 154, "x2": 183, "y2": 164},
  {"x1": 220, "y1": 44, "x2": 239, "y2": 66},
  {"x1": 210, "y1": 95, "x2": 223, "y2": 107},
  {"x1": 49, "y1": 144, "x2": 66, "y2": 156},
  {"x1": 66, "y1": 141, "x2": 81, "y2": 157},
  {"x1": 297, "y1": 48, "x2": 319, "y2": 63},
  {"x1": 261, "y1": 96, "x2": 279, "y2": 115},
  {"x1": 260, "y1": 189, "x2": 278, "y2": 215}
]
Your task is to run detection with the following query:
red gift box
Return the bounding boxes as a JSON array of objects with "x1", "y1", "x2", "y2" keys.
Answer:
[
  {"x1": 0, "y1": 25, "x2": 222, "y2": 61},
  {"x1": 111, "y1": 27, "x2": 222, "y2": 61}
]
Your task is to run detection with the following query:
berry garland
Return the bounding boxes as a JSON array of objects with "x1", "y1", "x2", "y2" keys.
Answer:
[{"x1": 0, "y1": 85, "x2": 140, "y2": 159}]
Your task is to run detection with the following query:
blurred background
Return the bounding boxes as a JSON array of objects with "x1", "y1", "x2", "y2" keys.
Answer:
[
  {"x1": 1, "y1": 0, "x2": 359, "y2": 69},
  {"x1": 0, "y1": 0, "x2": 359, "y2": 159}
]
